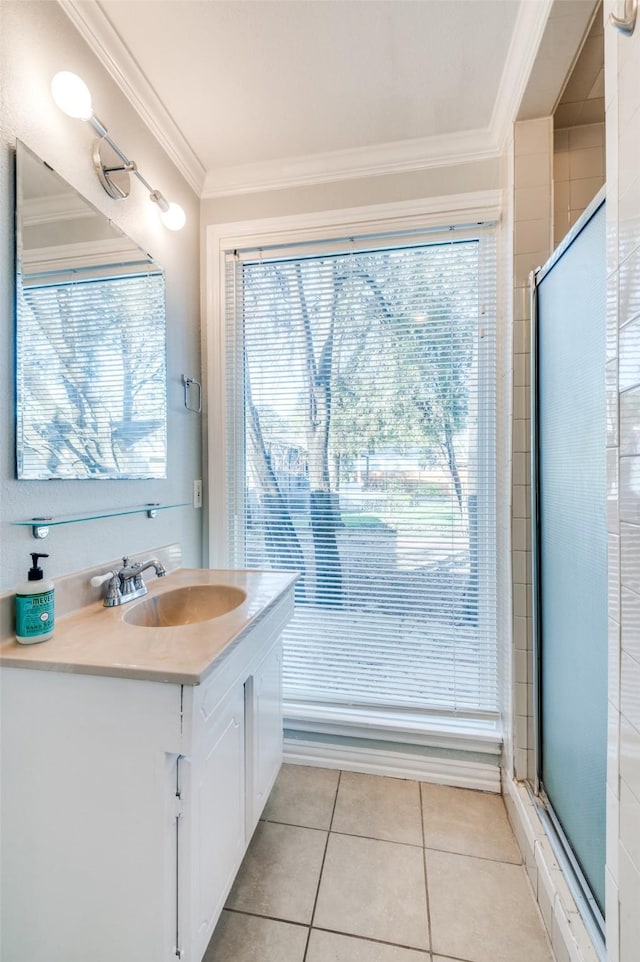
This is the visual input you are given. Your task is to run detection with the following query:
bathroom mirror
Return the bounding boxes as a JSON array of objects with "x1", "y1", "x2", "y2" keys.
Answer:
[{"x1": 15, "y1": 141, "x2": 167, "y2": 479}]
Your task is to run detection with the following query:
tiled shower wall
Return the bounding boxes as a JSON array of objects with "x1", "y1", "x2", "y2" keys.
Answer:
[
  {"x1": 603, "y1": 3, "x2": 640, "y2": 960},
  {"x1": 553, "y1": 122, "x2": 606, "y2": 248},
  {"x1": 511, "y1": 117, "x2": 553, "y2": 783}
]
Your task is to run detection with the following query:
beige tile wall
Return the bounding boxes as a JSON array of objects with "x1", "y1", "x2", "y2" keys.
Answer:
[
  {"x1": 553, "y1": 123, "x2": 606, "y2": 247},
  {"x1": 511, "y1": 117, "x2": 553, "y2": 783},
  {"x1": 604, "y1": 4, "x2": 640, "y2": 960}
]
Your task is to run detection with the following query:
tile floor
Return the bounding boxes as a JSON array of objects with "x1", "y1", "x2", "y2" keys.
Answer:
[{"x1": 204, "y1": 765, "x2": 555, "y2": 962}]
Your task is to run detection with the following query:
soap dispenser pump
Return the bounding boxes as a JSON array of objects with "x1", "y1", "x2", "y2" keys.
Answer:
[{"x1": 15, "y1": 553, "x2": 55, "y2": 644}]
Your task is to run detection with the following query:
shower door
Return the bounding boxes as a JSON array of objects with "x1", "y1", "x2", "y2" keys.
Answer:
[{"x1": 532, "y1": 192, "x2": 607, "y2": 924}]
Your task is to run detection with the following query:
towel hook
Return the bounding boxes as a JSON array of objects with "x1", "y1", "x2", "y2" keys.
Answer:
[
  {"x1": 182, "y1": 375, "x2": 202, "y2": 413},
  {"x1": 609, "y1": 0, "x2": 637, "y2": 34}
]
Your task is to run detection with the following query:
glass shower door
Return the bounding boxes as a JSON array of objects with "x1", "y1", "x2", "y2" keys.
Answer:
[{"x1": 533, "y1": 195, "x2": 607, "y2": 921}]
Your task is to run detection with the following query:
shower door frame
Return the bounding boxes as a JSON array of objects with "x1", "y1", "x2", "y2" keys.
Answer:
[{"x1": 530, "y1": 186, "x2": 607, "y2": 952}]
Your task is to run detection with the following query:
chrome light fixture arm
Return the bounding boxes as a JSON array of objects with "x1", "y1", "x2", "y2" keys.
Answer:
[{"x1": 51, "y1": 71, "x2": 186, "y2": 229}]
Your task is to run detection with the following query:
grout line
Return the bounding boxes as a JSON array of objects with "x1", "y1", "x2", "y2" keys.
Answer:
[
  {"x1": 328, "y1": 767, "x2": 341, "y2": 833},
  {"x1": 430, "y1": 954, "x2": 482, "y2": 961},
  {"x1": 302, "y1": 769, "x2": 342, "y2": 962},
  {"x1": 424, "y1": 844, "x2": 522, "y2": 867},
  {"x1": 262, "y1": 817, "x2": 331, "y2": 833},
  {"x1": 222, "y1": 907, "x2": 309, "y2": 929},
  {"x1": 420, "y1": 781, "x2": 434, "y2": 957},
  {"x1": 310, "y1": 924, "x2": 432, "y2": 954},
  {"x1": 262, "y1": 816, "x2": 522, "y2": 864},
  {"x1": 221, "y1": 908, "x2": 478, "y2": 959},
  {"x1": 328, "y1": 828, "x2": 425, "y2": 850}
]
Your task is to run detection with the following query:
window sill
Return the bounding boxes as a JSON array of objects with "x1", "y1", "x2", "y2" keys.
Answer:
[{"x1": 284, "y1": 699, "x2": 502, "y2": 756}]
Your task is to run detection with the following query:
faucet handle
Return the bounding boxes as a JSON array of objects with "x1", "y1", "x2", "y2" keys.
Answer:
[
  {"x1": 90, "y1": 570, "x2": 122, "y2": 607},
  {"x1": 90, "y1": 571, "x2": 116, "y2": 588}
]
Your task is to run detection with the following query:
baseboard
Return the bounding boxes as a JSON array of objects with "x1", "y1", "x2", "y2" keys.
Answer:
[
  {"x1": 283, "y1": 734, "x2": 501, "y2": 792},
  {"x1": 502, "y1": 771, "x2": 604, "y2": 962}
]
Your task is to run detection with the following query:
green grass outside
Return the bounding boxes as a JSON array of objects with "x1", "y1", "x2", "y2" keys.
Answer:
[{"x1": 341, "y1": 499, "x2": 457, "y2": 530}]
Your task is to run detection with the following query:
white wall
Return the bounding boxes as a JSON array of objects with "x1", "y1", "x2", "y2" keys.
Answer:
[
  {"x1": 0, "y1": 1, "x2": 203, "y2": 591},
  {"x1": 603, "y1": 3, "x2": 640, "y2": 959}
]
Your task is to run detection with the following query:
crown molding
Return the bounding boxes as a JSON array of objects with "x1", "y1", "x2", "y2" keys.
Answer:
[
  {"x1": 22, "y1": 237, "x2": 149, "y2": 276},
  {"x1": 488, "y1": 0, "x2": 555, "y2": 151},
  {"x1": 22, "y1": 193, "x2": 96, "y2": 227},
  {"x1": 57, "y1": 0, "x2": 205, "y2": 196},
  {"x1": 201, "y1": 127, "x2": 501, "y2": 199},
  {"x1": 58, "y1": 0, "x2": 552, "y2": 201}
]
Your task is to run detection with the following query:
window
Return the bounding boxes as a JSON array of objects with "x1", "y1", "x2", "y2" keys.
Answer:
[{"x1": 223, "y1": 226, "x2": 497, "y2": 724}]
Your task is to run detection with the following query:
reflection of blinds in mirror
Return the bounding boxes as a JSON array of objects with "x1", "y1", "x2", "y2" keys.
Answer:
[{"x1": 16, "y1": 271, "x2": 167, "y2": 479}]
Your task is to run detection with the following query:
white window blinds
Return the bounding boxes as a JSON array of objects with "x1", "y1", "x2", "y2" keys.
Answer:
[
  {"x1": 224, "y1": 230, "x2": 497, "y2": 718},
  {"x1": 16, "y1": 271, "x2": 167, "y2": 479}
]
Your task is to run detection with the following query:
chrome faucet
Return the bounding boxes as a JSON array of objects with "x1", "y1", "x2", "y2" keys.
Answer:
[{"x1": 90, "y1": 557, "x2": 167, "y2": 607}]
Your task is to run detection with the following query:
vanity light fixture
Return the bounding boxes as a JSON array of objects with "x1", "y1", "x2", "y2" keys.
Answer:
[{"x1": 51, "y1": 71, "x2": 186, "y2": 231}]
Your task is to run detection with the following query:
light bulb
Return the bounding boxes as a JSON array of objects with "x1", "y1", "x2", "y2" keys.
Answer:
[
  {"x1": 160, "y1": 202, "x2": 186, "y2": 231},
  {"x1": 51, "y1": 71, "x2": 93, "y2": 121}
]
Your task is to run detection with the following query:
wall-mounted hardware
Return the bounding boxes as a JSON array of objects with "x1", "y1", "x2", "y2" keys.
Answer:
[
  {"x1": 31, "y1": 518, "x2": 52, "y2": 540},
  {"x1": 14, "y1": 503, "x2": 189, "y2": 539},
  {"x1": 193, "y1": 480, "x2": 203, "y2": 509},
  {"x1": 182, "y1": 375, "x2": 202, "y2": 413},
  {"x1": 51, "y1": 72, "x2": 186, "y2": 230},
  {"x1": 609, "y1": 0, "x2": 637, "y2": 34}
]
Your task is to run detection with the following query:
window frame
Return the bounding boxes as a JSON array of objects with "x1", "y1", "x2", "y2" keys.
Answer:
[{"x1": 205, "y1": 191, "x2": 508, "y2": 748}]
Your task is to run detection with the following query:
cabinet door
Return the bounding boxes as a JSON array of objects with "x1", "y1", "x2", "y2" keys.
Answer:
[
  {"x1": 186, "y1": 684, "x2": 245, "y2": 962},
  {"x1": 247, "y1": 639, "x2": 283, "y2": 836}
]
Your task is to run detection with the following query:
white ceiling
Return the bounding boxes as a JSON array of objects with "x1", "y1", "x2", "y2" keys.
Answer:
[
  {"x1": 59, "y1": 1, "x2": 596, "y2": 197},
  {"x1": 100, "y1": 0, "x2": 517, "y2": 165}
]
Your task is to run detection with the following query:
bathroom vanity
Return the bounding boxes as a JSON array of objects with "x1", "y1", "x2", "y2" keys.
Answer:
[{"x1": 0, "y1": 567, "x2": 296, "y2": 962}]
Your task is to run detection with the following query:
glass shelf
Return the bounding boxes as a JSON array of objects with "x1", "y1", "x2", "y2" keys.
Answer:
[{"x1": 12, "y1": 503, "x2": 190, "y2": 539}]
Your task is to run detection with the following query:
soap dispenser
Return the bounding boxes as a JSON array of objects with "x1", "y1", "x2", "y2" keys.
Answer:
[{"x1": 15, "y1": 553, "x2": 55, "y2": 644}]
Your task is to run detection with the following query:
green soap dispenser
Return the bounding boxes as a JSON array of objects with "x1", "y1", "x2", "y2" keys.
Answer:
[{"x1": 15, "y1": 553, "x2": 55, "y2": 644}]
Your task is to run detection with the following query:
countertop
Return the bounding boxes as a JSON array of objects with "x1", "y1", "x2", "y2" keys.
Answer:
[{"x1": 0, "y1": 568, "x2": 297, "y2": 685}]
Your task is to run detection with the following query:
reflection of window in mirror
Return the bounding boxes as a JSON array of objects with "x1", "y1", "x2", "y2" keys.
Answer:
[{"x1": 15, "y1": 141, "x2": 167, "y2": 480}]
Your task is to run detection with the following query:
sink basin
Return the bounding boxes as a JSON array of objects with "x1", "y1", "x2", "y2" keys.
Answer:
[{"x1": 123, "y1": 585, "x2": 247, "y2": 628}]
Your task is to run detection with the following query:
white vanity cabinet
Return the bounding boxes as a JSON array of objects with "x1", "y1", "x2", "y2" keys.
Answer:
[
  {"x1": 0, "y1": 585, "x2": 293, "y2": 962},
  {"x1": 181, "y1": 683, "x2": 247, "y2": 962},
  {"x1": 245, "y1": 637, "x2": 283, "y2": 836}
]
